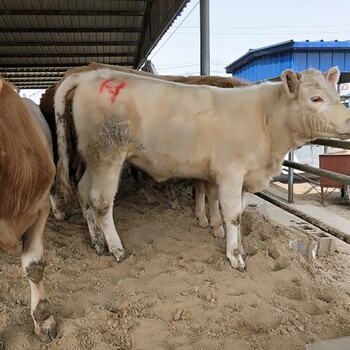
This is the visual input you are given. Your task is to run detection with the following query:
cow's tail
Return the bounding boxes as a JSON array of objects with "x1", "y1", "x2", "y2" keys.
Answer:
[{"x1": 54, "y1": 73, "x2": 82, "y2": 201}]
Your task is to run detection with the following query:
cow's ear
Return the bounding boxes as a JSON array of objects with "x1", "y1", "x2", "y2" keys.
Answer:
[
  {"x1": 324, "y1": 66, "x2": 340, "y2": 85},
  {"x1": 281, "y1": 69, "x2": 299, "y2": 98}
]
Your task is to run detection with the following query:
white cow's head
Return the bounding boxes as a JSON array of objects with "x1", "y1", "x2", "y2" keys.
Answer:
[{"x1": 281, "y1": 66, "x2": 350, "y2": 140}]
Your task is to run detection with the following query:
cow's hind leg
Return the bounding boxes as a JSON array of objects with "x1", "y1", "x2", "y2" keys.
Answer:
[
  {"x1": 78, "y1": 168, "x2": 109, "y2": 255},
  {"x1": 165, "y1": 181, "x2": 180, "y2": 210},
  {"x1": 205, "y1": 181, "x2": 225, "y2": 239},
  {"x1": 21, "y1": 203, "x2": 57, "y2": 341},
  {"x1": 49, "y1": 185, "x2": 65, "y2": 220},
  {"x1": 144, "y1": 174, "x2": 158, "y2": 205},
  {"x1": 88, "y1": 154, "x2": 127, "y2": 262},
  {"x1": 194, "y1": 180, "x2": 209, "y2": 228}
]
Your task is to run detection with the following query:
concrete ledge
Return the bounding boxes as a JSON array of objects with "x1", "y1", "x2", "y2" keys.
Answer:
[
  {"x1": 305, "y1": 336, "x2": 350, "y2": 350},
  {"x1": 246, "y1": 194, "x2": 338, "y2": 257}
]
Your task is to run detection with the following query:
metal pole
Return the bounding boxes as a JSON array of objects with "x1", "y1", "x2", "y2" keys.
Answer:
[
  {"x1": 309, "y1": 138, "x2": 350, "y2": 149},
  {"x1": 287, "y1": 151, "x2": 294, "y2": 203},
  {"x1": 200, "y1": 0, "x2": 210, "y2": 75},
  {"x1": 283, "y1": 160, "x2": 350, "y2": 185}
]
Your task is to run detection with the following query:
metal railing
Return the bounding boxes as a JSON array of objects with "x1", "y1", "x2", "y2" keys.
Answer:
[{"x1": 279, "y1": 138, "x2": 350, "y2": 203}]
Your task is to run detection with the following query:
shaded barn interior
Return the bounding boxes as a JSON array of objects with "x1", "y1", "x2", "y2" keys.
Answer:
[{"x1": 0, "y1": 0, "x2": 190, "y2": 89}]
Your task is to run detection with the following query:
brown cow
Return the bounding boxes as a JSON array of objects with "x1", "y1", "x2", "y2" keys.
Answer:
[{"x1": 0, "y1": 79, "x2": 57, "y2": 342}]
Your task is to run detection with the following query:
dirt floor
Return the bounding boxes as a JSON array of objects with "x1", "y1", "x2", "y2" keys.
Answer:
[{"x1": 1, "y1": 173, "x2": 350, "y2": 350}]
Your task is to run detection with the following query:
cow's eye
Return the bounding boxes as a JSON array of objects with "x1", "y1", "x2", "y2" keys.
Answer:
[{"x1": 311, "y1": 96, "x2": 323, "y2": 103}]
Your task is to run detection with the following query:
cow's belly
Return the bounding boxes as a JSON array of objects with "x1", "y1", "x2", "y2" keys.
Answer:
[{"x1": 127, "y1": 151, "x2": 212, "y2": 182}]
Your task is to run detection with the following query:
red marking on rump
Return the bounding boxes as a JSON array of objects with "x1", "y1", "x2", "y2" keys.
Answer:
[
  {"x1": 100, "y1": 79, "x2": 113, "y2": 93},
  {"x1": 100, "y1": 79, "x2": 126, "y2": 103}
]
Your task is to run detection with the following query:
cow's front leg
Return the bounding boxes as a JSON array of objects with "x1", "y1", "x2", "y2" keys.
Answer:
[
  {"x1": 88, "y1": 155, "x2": 127, "y2": 262},
  {"x1": 218, "y1": 177, "x2": 245, "y2": 271},
  {"x1": 21, "y1": 203, "x2": 57, "y2": 341}
]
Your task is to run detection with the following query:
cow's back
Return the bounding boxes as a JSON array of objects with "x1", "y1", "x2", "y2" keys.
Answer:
[{"x1": 23, "y1": 98, "x2": 53, "y2": 153}]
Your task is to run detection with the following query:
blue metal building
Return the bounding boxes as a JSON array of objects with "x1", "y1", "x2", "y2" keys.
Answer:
[{"x1": 225, "y1": 40, "x2": 350, "y2": 83}]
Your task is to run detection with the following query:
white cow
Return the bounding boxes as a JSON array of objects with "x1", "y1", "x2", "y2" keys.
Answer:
[
  {"x1": 54, "y1": 66, "x2": 350, "y2": 270},
  {"x1": 22, "y1": 98, "x2": 64, "y2": 220}
]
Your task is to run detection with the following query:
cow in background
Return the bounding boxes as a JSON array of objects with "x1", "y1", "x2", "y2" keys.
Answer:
[
  {"x1": 54, "y1": 66, "x2": 349, "y2": 270},
  {"x1": 0, "y1": 79, "x2": 57, "y2": 341},
  {"x1": 22, "y1": 97, "x2": 64, "y2": 220}
]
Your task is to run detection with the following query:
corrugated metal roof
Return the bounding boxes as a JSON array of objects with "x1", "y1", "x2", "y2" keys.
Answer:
[
  {"x1": 0, "y1": 0, "x2": 190, "y2": 89},
  {"x1": 226, "y1": 40, "x2": 350, "y2": 83}
]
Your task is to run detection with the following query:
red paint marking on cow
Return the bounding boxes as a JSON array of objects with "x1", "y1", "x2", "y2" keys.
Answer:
[
  {"x1": 100, "y1": 79, "x2": 126, "y2": 103},
  {"x1": 110, "y1": 82, "x2": 126, "y2": 103},
  {"x1": 100, "y1": 79, "x2": 113, "y2": 93}
]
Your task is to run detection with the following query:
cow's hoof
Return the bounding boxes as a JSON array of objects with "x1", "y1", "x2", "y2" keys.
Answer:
[
  {"x1": 212, "y1": 225, "x2": 225, "y2": 239},
  {"x1": 227, "y1": 253, "x2": 245, "y2": 271},
  {"x1": 147, "y1": 199, "x2": 159, "y2": 206},
  {"x1": 53, "y1": 210, "x2": 65, "y2": 221},
  {"x1": 169, "y1": 201, "x2": 181, "y2": 210},
  {"x1": 95, "y1": 245, "x2": 111, "y2": 256},
  {"x1": 197, "y1": 217, "x2": 209, "y2": 228},
  {"x1": 34, "y1": 315, "x2": 57, "y2": 343},
  {"x1": 111, "y1": 248, "x2": 127, "y2": 262},
  {"x1": 92, "y1": 235, "x2": 109, "y2": 256}
]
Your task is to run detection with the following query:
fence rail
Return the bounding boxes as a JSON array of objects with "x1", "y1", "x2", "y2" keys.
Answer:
[{"x1": 275, "y1": 138, "x2": 350, "y2": 203}]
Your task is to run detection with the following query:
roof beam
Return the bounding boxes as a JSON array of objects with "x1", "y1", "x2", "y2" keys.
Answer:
[
  {"x1": 0, "y1": 72, "x2": 64, "y2": 77},
  {"x1": 0, "y1": 41, "x2": 139, "y2": 47},
  {"x1": 0, "y1": 66, "x2": 73, "y2": 72},
  {"x1": 14, "y1": 81, "x2": 58, "y2": 83},
  {"x1": 4, "y1": 76, "x2": 63, "y2": 81},
  {"x1": 18, "y1": 87, "x2": 55, "y2": 90},
  {"x1": 0, "y1": 27, "x2": 141, "y2": 33},
  {"x1": 0, "y1": 63, "x2": 131, "y2": 70},
  {"x1": 15, "y1": 80, "x2": 59, "y2": 83},
  {"x1": 0, "y1": 53, "x2": 135, "y2": 58},
  {"x1": 13, "y1": 87, "x2": 57, "y2": 89},
  {"x1": 13, "y1": 81, "x2": 58, "y2": 85},
  {"x1": 0, "y1": 10, "x2": 144, "y2": 16}
]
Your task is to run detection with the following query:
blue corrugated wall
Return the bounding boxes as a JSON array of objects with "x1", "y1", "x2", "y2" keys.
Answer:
[{"x1": 226, "y1": 41, "x2": 350, "y2": 82}]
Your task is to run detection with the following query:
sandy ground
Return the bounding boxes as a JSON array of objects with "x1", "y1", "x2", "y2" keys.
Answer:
[{"x1": 1, "y1": 173, "x2": 350, "y2": 350}]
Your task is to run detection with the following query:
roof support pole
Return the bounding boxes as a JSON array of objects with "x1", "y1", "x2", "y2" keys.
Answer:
[{"x1": 200, "y1": 0, "x2": 210, "y2": 75}]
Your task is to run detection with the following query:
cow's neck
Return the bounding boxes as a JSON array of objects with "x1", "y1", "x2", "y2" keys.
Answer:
[{"x1": 263, "y1": 84, "x2": 310, "y2": 160}]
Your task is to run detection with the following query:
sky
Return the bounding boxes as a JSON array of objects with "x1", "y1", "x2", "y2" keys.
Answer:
[
  {"x1": 150, "y1": 0, "x2": 350, "y2": 76},
  {"x1": 22, "y1": 0, "x2": 350, "y2": 103}
]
